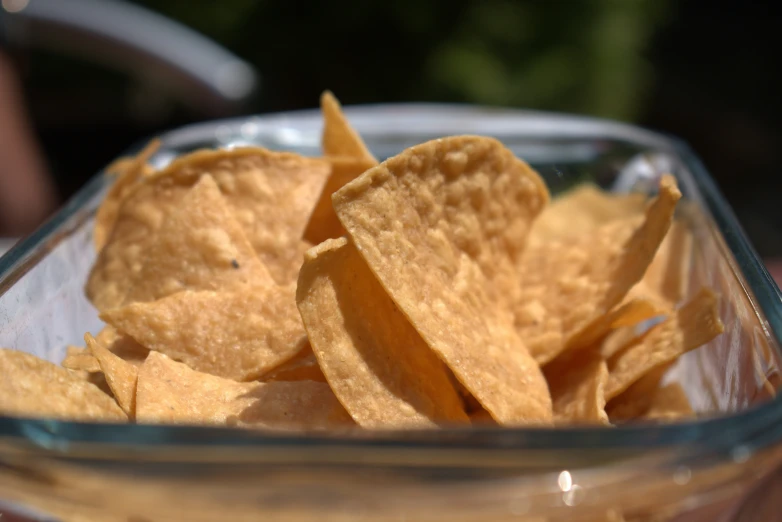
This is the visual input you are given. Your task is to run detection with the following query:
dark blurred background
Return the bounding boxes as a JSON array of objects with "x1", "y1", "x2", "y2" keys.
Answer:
[{"x1": 0, "y1": 0, "x2": 780, "y2": 259}]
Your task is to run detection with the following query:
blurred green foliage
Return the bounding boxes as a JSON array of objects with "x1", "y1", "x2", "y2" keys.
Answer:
[
  {"x1": 137, "y1": 0, "x2": 669, "y2": 121},
  {"x1": 425, "y1": 0, "x2": 668, "y2": 120}
]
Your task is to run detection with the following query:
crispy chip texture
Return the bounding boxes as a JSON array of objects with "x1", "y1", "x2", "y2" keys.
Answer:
[
  {"x1": 297, "y1": 238, "x2": 468, "y2": 428},
  {"x1": 0, "y1": 348, "x2": 126, "y2": 421},
  {"x1": 86, "y1": 334, "x2": 139, "y2": 417},
  {"x1": 94, "y1": 139, "x2": 160, "y2": 251},
  {"x1": 95, "y1": 326, "x2": 149, "y2": 366},
  {"x1": 569, "y1": 298, "x2": 664, "y2": 350},
  {"x1": 517, "y1": 176, "x2": 681, "y2": 365},
  {"x1": 545, "y1": 348, "x2": 609, "y2": 425},
  {"x1": 320, "y1": 91, "x2": 376, "y2": 162},
  {"x1": 60, "y1": 343, "x2": 116, "y2": 396},
  {"x1": 195, "y1": 148, "x2": 330, "y2": 283},
  {"x1": 627, "y1": 220, "x2": 693, "y2": 308},
  {"x1": 136, "y1": 352, "x2": 351, "y2": 429},
  {"x1": 595, "y1": 210, "x2": 694, "y2": 358},
  {"x1": 260, "y1": 346, "x2": 326, "y2": 383},
  {"x1": 87, "y1": 147, "x2": 329, "y2": 309},
  {"x1": 606, "y1": 288, "x2": 724, "y2": 400},
  {"x1": 269, "y1": 239, "x2": 315, "y2": 285},
  {"x1": 86, "y1": 171, "x2": 198, "y2": 311},
  {"x1": 304, "y1": 93, "x2": 378, "y2": 244},
  {"x1": 103, "y1": 284, "x2": 307, "y2": 381},
  {"x1": 600, "y1": 323, "x2": 649, "y2": 360},
  {"x1": 304, "y1": 156, "x2": 377, "y2": 244},
  {"x1": 334, "y1": 136, "x2": 552, "y2": 424},
  {"x1": 530, "y1": 184, "x2": 646, "y2": 243},
  {"x1": 123, "y1": 175, "x2": 273, "y2": 304},
  {"x1": 61, "y1": 346, "x2": 101, "y2": 373}
]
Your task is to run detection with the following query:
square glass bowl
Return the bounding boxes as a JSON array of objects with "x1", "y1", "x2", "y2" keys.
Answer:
[{"x1": 1, "y1": 105, "x2": 782, "y2": 522}]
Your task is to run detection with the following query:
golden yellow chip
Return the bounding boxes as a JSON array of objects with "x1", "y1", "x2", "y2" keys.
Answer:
[
  {"x1": 606, "y1": 363, "x2": 672, "y2": 422},
  {"x1": 469, "y1": 406, "x2": 497, "y2": 425},
  {"x1": 544, "y1": 348, "x2": 609, "y2": 425},
  {"x1": 516, "y1": 176, "x2": 681, "y2": 365},
  {"x1": 333, "y1": 136, "x2": 552, "y2": 424},
  {"x1": 530, "y1": 183, "x2": 646, "y2": 243},
  {"x1": 320, "y1": 91, "x2": 376, "y2": 162},
  {"x1": 136, "y1": 351, "x2": 351, "y2": 429},
  {"x1": 297, "y1": 238, "x2": 469, "y2": 428},
  {"x1": 86, "y1": 334, "x2": 139, "y2": 417},
  {"x1": 103, "y1": 284, "x2": 307, "y2": 382},
  {"x1": 604, "y1": 220, "x2": 693, "y2": 354},
  {"x1": 644, "y1": 383, "x2": 694, "y2": 421},
  {"x1": 87, "y1": 147, "x2": 329, "y2": 309},
  {"x1": 264, "y1": 238, "x2": 315, "y2": 285},
  {"x1": 260, "y1": 345, "x2": 326, "y2": 383},
  {"x1": 626, "y1": 219, "x2": 693, "y2": 308},
  {"x1": 104, "y1": 157, "x2": 135, "y2": 177},
  {"x1": 61, "y1": 345, "x2": 101, "y2": 373},
  {"x1": 605, "y1": 288, "x2": 724, "y2": 400},
  {"x1": 568, "y1": 297, "x2": 664, "y2": 350},
  {"x1": 600, "y1": 324, "x2": 648, "y2": 360},
  {"x1": 94, "y1": 139, "x2": 160, "y2": 251},
  {"x1": 311, "y1": 93, "x2": 378, "y2": 245},
  {"x1": 123, "y1": 174, "x2": 273, "y2": 304},
  {"x1": 165, "y1": 148, "x2": 330, "y2": 283},
  {"x1": 87, "y1": 173, "x2": 197, "y2": 311},
  {"x1": 0, "y1": 348, "x2": 126, "y2": 421},
  {"x1": 95, "y1": 325, "x2": 149, "y2": 366},
  {"x1": 304, "y1": 156, "x2": 377, "y2": 245}
]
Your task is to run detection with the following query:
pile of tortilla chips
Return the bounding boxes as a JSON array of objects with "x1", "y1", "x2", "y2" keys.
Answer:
[{"x1": 0, "y1": 92, "x2": 725, "y2": 430}]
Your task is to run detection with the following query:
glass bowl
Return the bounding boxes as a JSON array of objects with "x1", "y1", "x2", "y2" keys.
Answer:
[{"x1": 1, "y1": 105, "x2": 781, "y2": 522}]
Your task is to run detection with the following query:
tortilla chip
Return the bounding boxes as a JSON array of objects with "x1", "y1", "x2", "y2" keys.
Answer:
[
  {"x1": 606, "y1": 363, "x2": 672, "y2": 422},
  {"x1": 136, "y1": 352, "x2": 351, "y2": 429},
  {"x1": 644, "y1": 383, "x2": 694, "y2": 421},
  {"x1": 600, "y1": 323, "x2": 650, "y2": 360},
  {"x1": 188, "y1": 148, "x2": 330, "y2": 283},
  {"x1": 568, "y1": 298, "x2": 664, "y2": 350},
  {"x1": 544, "y1": 348, "x2": 609, "y2": 425},
  {"x1": 94, "y1": 139, "x2": 160, "y2": 251},
  {"x1": 530, "y1": 184, "x2": 646, "y2": 243},
  {"x1": 123, "y1": 175, "x2": 274, "y2": 304},
  {"x1": 333, "y1": 136, "x2": 552, "y2": 424},
  {"x1": 103, "y1": 284, "x2": 307, "y2": 382},
  {"x1": 95, "y1": 325, "x2": 119, "y2": 345},
  {"x1": 605, "y1": 220, "x2": 694, "y2": 351},
  {"x1": 85, "y1": 334, "x2": 139, "y2": 417},
  {"x1": 627, "y1": 220, "x2": 693, "y2": 308},
  {"x1": 297, "y1": 238, "x2": 468, "y2": 428},
  {"x1": 104, "y1": 157, "x2": 135, "y2": 177},
  {"x1": 516, "y1": 176, "x2": 681, "y2": 365},
  {"x1": 95, "y1": 326, "x2": 149, "y2": 367},
  {"x1": 87, "y1": 147, "x2": 329, "y2": 309},
  {"x1": 469, "y1": 406, "x2": 497, "y2": 425},
  {"x1": 61, "y1": 346, "x2": 101, "y2": 373},
  {"x1": 605, "y1": 288, "x2": 724, "y2": 400},
  {"x1": 85, "y1": 373, "x2": 114, "y2": 397},
  {"x1": 0, "y1": 348, "x2": 126, "y2": 421},
  {"x1": 260, "y1": 346, "x2": 326, "y2": 383},
  {"x1": 304, "y1": 156, "x2": 377, "y2": 244},
  {"x1": 86, "y1": 171, "x2": 198, "y2": 311},
  {"x1": 320, "y1": 91, "x2": 376, "y2": 162},
  {"x1": 267, "y1": 238, "x2": 315, "y2": 285}
]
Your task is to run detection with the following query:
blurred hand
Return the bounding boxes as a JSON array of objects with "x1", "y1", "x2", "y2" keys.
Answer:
[{"x1": 0, "y1": 51, "x2": 58, "y2": 237}]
